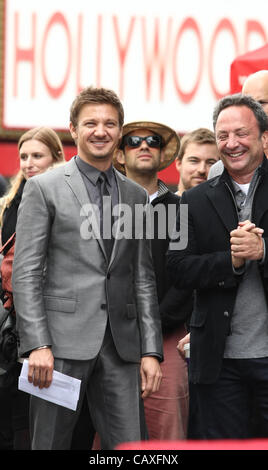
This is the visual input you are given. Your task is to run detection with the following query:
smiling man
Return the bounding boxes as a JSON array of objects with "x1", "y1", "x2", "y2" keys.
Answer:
[
  {"x1": 167, "y1": 93, "x2": 268, "y2": 439},
  {"x1": 175, "y1": 128, "x2": 219, "y2": 196},
  {"x1": 209, "y1": 70, "x2": 268, "y2": 179},
  {"x1": 12, "y1": 87, "x2": 163, "y2": 450}
]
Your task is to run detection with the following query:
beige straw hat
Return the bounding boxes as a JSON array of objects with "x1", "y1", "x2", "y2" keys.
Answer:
[{"x1": 114, "y1": 121, "x2": 180, "y2": 174}]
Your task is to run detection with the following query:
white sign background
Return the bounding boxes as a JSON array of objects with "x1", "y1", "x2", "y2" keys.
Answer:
[{"x1": 3, "y1": 0, "x2": 268, "y2": 133}]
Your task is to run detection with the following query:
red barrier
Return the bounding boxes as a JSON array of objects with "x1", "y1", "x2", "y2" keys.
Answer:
[
  {"x1": 116, "y1": 438, "x2": 268, "y2": 450},
  {"x1": 230, "y1": 43, "x2": 268, "y2": 94}
]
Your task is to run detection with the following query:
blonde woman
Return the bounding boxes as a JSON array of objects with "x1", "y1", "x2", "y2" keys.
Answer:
[
  {"x1": 0, "y1": 127, "x2": 64, "y2": 450},
  {"x1": 1, "y1": 127, "x2": 64, "y2": 244}
]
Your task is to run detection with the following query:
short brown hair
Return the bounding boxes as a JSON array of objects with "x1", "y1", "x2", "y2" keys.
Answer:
[
  {"x1": 70, "y1": 86, "x2": 124, "y2": 128},
  {"x1": 177, "y1": 128, "x2": 217, "y2": 161}
]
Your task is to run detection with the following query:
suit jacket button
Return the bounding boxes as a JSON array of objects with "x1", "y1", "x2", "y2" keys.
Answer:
[
  {"x1": 223, "y1": 311, "x2": 229, "y2": 317},
  {"x1": 219, "y1": 281, "x2": 225, "y2": 287},
  {"x1": 101, "y1": 304, "x2": 107, "y2": 310}
]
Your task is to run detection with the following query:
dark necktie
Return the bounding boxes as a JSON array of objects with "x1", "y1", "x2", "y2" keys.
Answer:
[{"x1": 98, "y1": 172, "x2": 114, "y2": 259}]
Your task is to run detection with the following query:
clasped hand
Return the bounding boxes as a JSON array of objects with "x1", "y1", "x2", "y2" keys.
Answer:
[{"x1": 230, "y1": 220, "x2": 264, "y2": 268}]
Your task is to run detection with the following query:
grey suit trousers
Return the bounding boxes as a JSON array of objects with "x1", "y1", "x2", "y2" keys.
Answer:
[{"x1": 30, "y1": 325, "x2": 147, "y2": 450}]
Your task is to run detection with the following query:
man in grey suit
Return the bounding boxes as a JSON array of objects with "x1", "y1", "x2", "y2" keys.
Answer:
[{"x1": 12, "y1": 87, "x2": 163, "y2": 450}]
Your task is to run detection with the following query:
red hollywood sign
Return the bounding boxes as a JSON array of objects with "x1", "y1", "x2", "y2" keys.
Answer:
[
  {"x1": 10, "y1": 12, "x2": 268, "y2": 107},
  {"x1": 1, "y1": 1, "x2": 268, "y2": 180}
]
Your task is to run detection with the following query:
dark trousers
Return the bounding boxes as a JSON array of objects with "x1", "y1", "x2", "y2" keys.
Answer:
[
  {"x1": 195, "y1": 357, "x2": 268, "y2": 439},
  {"x1": 70, "y1": 396, "x2": 95, "y2": 449},
  {"x1": 187, "y1": 381, "x2": 203, "y2": 439}
]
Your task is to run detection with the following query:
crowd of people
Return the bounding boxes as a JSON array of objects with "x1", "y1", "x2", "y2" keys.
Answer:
[{"x1": 0, "y1": 69, "x2": 268, "y2": 450}]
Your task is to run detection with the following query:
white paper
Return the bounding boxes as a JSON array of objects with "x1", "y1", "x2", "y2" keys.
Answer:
[{"x1": 18, "y1": 360, "x2": 81, "y2": 411}]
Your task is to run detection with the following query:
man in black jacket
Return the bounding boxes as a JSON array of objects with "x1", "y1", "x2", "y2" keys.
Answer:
[
  {"x1": 167, "y1": 94, "x2": 268, "y2": 439},
  {"x1": 114, "y1": 121, "x2": 192, "y2": 440}
]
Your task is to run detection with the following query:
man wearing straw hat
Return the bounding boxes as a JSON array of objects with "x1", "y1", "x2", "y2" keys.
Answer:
[{"x1": 115, "y1": 121, "x2": 192, "y2": 440}]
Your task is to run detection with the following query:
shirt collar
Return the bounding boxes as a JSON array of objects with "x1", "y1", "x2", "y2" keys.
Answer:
[
  {"x1": 157, "y1": 179, "x2": 169, "y2": 197},
  {"x1": 76, "y1": 155, "x2": 114, "y2": 186},
  {"x1": 231, "y1": 165, "x2": 261, "y2": 196}
]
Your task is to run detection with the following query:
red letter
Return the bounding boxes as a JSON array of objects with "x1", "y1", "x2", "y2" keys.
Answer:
[
  {"x1": 245, "y1": 20, "x2": 267, "y2": 51},
  {"x1": 208, "y1": 19, "x2": 238, "y2": 99},
  {"x1": 13, "y1": 12, "x2": 36, "y2": 97},
  {"x1": 96, "y1": 15, "x2": 102, "y2": 87},
  {"x1": 76, "y1": 14, "x2": 83, "y2": 94},
  {"x1": 113, "y1": 16, "x2": 136, "y2": 98},
  {"x1": 172, "y1": 17, "x2": 203, "y2": 103},
  {"x1": 141, "y1": 17, "x2": 172, "y2": 101},
  {"x1": 41, "y1": 12, "x2": 71, "y2": 98}
]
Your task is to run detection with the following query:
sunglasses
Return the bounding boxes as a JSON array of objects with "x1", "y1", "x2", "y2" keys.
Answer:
[{"x1": 122, "y1": 135, "x2": 163, "y2": 149}]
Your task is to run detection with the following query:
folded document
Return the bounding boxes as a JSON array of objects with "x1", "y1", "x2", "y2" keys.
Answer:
[{"x1": 18, "y1": 360, "x2": 81, "y2": 411}]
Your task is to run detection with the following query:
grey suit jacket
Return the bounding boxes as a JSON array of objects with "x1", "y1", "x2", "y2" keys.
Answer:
[{"x1": 12, "y1": 157, "x2": 163, "y2": 362}]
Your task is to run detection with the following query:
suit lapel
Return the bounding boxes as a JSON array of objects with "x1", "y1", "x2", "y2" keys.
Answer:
[
  {"x1": 108, "y1": 170, "x2": 126, "y2": 267},
  {"x1": 206, "y1": 160, "x2": 268, "y2": 233},
  {"x1": 252, "y1": 172, "x2": 268, "y2": 225},
  {"x1": 64, "y1": 157, "x2": 90, "y2": 208},
  {"x1": 206, "y1": 181, "x2": 238, "y2": 234},
  {"x1": 64, "y1": 157, "x2": 107, "y2": 258}
]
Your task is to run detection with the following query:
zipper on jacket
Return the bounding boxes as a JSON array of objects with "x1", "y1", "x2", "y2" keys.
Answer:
[
  {"x1": 223, "y1": 182, "x2": 239, "y2": 222},
  {"x1": 223, "y1": 181, "x2": 238, "y2": 337}
]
